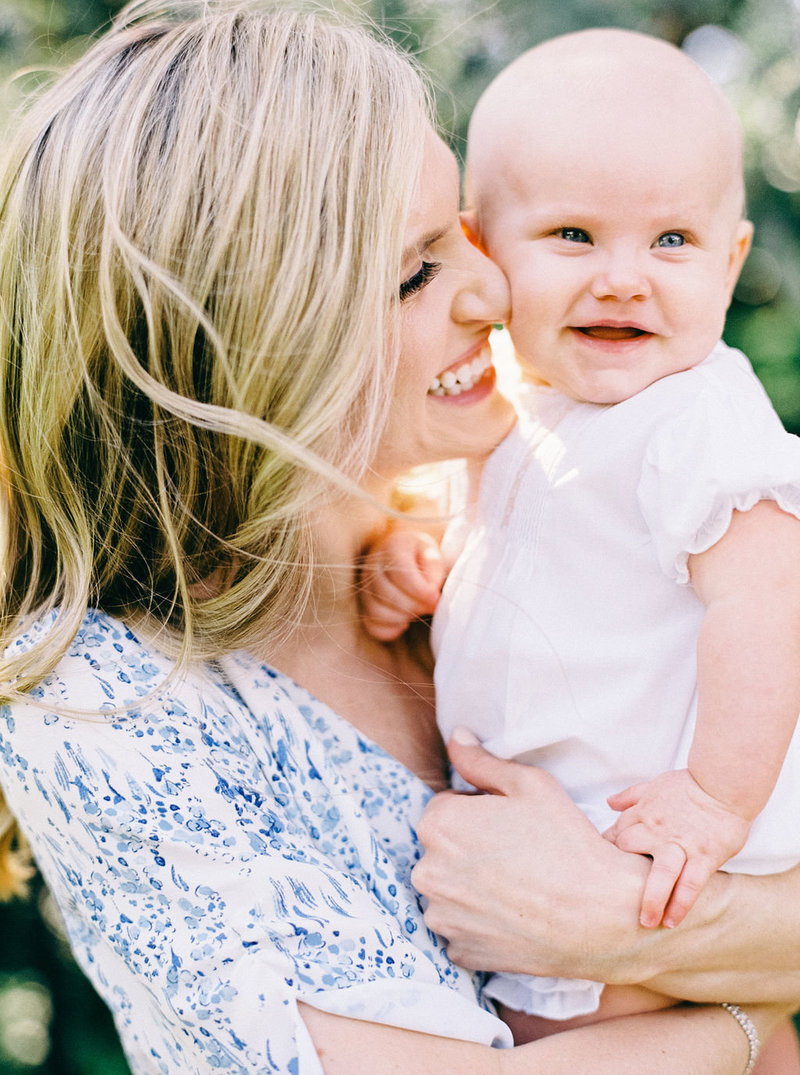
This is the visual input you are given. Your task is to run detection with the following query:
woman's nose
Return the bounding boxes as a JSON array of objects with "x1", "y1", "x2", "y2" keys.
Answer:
[
  {"x1": 590, "y1": 248, "x2": 652, "y2": 302},
  {"x1": 452, "y1": 237, "x2": 510, "y2": 325}
]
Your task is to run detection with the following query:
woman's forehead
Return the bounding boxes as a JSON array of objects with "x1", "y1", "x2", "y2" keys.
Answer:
[{"x1": 403, "y1": 131, "x2": 459, "y2": 257}]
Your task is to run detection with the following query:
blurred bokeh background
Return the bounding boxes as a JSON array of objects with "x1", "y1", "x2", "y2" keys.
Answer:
[{"x1": 2, "y1": 0, "x2": 800, "y2": 1070}]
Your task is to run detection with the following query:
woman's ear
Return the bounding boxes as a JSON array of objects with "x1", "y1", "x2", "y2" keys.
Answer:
[
  {"x1": 725, "y1": 218, "x2": 754, "y2": 303},
  {"x1": 460, "y1": 210, "x2": 489, "y2": 256}
]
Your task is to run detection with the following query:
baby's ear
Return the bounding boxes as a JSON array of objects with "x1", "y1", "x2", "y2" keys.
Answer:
[
  {"x1": 460, "y1": 210, "x2": 489, "y2": 256},
  {"x1": 725, "y1": 219, "x2": 754, "y2": 302}
]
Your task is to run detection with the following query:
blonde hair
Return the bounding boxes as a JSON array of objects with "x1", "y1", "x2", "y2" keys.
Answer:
[{"x1": 0, "y1": 0, "x2": 430, "y2": 895}]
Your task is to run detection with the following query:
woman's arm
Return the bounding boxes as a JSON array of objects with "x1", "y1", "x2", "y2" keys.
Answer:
[
  {"x1": 644, "y1": 868, "x2": 800, "y2": 1003},
  {"x1": 411, "y1": 732, "x2": 800, "y2": 1005},
  {"x1": 300, "y1": 1000, "x2": 787, "y2": 1074}
]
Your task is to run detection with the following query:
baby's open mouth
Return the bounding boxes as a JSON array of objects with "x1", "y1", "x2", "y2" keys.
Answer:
[
  {"x1": 576, "y1": 326, "x2": 648, "y2": 340},
  {"x1": 428, "y1": 345, "x2": 492, "y2": 396}
]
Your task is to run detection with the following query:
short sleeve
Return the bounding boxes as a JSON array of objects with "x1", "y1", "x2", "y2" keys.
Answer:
[{"x1": 637, "y1": 350, "x2": 800, "y2": 583}]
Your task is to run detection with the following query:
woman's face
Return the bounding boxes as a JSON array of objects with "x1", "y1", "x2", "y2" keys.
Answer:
[{"x1": 371, "y1": 130, "x2": 515, "y2": 479}]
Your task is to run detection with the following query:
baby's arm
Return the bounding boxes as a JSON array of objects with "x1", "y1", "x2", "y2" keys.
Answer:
[
  {"x1": 360, "y1": 526, "x2": 446, "y2": 641},
  {"x1": 607, "y1": 500, "x2": 800, "y2": 928}
]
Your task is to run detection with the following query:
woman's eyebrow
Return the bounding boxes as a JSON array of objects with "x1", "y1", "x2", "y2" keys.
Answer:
[{"x1": 402, "y1": 225, "x2": 449, "y2": 265}]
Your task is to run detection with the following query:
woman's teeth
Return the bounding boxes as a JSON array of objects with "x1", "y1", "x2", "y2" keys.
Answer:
[{"x1": 428, "y1": 350, "x2": 491, "y2": 397}]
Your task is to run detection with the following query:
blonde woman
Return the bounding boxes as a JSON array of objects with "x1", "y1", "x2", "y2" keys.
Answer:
[{"x1": 0, "y1": 3, "x2": 797, "y2": 1072}]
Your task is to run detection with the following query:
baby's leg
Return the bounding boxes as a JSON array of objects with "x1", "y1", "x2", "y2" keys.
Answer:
[
  {"x1": 753, "y1": 1019, "x2": 800, "y2": 1074},
  {"x1": 498, "y1": 983, "x2": 675, "y2": 1044}
]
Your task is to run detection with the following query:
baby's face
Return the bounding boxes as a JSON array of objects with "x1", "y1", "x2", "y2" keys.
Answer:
[{"x1": 470, "y1": 121, "x2": 752, "y2": 405}]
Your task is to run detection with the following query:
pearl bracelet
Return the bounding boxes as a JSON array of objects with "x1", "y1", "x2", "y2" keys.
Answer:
[{"x1": 720, "y1": 1002, "x2": 759, "y2": 1075}]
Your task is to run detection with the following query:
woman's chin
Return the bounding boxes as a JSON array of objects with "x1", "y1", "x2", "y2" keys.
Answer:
[{"x1": 425, "y1": 382, "x2": 516, "y2": 462}]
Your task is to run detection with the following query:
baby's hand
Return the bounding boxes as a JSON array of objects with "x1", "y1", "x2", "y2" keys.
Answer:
[
  {"x1": 604, "y1": 769, "x2": 751, "y2": 929},
  {"x1": 359, "y1": 528, "x2": 445, "y2": 641}
]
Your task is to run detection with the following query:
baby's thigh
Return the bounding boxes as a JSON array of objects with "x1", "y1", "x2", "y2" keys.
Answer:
[
  {"x1": 498, "y1": 984, "x2": 676, "y2": 1044},
  {"x1": 752, "y1": 1019, "x2": 800, "y2": 1075}
]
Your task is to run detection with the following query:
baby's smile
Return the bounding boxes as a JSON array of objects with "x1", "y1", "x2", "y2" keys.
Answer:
[{"x1": 574, "y1": 325, "x2": 650, "y2": 341}]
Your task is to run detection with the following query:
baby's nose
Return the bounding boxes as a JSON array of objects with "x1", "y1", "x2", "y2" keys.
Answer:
[{"x1": 590, "y1": 248, "x2": 652, "y2": 302}]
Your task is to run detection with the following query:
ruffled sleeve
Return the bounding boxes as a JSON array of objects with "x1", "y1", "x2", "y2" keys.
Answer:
[{"x1": 637, "y1": 348, "x2": 800, "y2": 583}]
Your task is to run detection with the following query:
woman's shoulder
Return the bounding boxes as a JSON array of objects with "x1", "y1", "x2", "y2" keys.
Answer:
[
  {"x1": 1, "y1": 609, "x2": 288, "y2": 809},
  {"x1": 9, "y1": 607, "x2": 296, "y2": 719},
  {"x1": 3, "y1": 607, "x2": 429, "y2": 804},
  {"x1": 1, "y1": 610, "x2": 262, "y2": 796},
  {"x1": 7, "y1": 607, "x2": 175, "y2": 703}
]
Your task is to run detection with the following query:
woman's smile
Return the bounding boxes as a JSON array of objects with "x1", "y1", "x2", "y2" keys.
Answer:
[{"x1": 428, "y1": 340, "x2": 495, "y2": 397}]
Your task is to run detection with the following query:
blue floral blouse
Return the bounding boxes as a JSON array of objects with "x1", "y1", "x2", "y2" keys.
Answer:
[{"x1": 0, "y1": 610, "x2": 509, "y2": 1072}]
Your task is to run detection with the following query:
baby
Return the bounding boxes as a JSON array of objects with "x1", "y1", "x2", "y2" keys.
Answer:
[{"x1": 363, "y1": 27, "x2": 800, "y2": 1045}]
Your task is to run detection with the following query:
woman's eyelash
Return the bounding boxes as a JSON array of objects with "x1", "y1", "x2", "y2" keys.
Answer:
[{"x1": 399, "y1": 260, "x2": 442, "y2": 301}]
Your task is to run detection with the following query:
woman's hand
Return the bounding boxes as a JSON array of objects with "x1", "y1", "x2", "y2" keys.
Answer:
[
  {"x1": 412, "y1": 731, "x2": 800, "y2": 1007},
  {"x1": 411, "y1": 730, "x2": 653, "y2": 984}
]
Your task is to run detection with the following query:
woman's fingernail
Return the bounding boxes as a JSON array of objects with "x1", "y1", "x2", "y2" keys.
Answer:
[{"x1": 450, "y1": 727, "x2": 480, "y2": 746}]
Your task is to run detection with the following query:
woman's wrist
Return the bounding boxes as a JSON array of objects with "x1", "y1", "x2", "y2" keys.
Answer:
[
  {"x1": 719, "y1": 1003, "x2": 759, "y2": 1075},
  {"x1": 561, "y1": 838, "x2": 664, "y2": 985},
  {"x1": 610, "y1": 868, "x2": 742, "y2": 993},
  {"x1": 569, "y1": 850, "x2": 740, "y2": 990},
  {"x1": 633, "y1": 869, "x2": 800, "y2": 1006}
]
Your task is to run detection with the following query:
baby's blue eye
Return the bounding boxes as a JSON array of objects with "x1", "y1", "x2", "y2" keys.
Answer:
[
  {"x1": 559, "y1": 227, "x2": 591, "y2": 243},
  {"x1": 657, "y1": 232, "x2": 685, "y2": 248}
]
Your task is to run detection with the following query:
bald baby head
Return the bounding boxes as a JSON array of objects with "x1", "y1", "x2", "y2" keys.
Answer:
[
  {"x1": 464, "y1": 28, "x2": 753, "y2": 405},
  {"x1": 467, "y1": 28, "x2": 745, "y2": 227}
]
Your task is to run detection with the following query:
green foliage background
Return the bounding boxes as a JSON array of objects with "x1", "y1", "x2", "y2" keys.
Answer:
[{"x1": 2, "y1": 0, "x2": 800, "y2": 1069}]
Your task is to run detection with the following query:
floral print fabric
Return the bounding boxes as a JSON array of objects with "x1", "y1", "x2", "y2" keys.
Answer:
[{"x1": 0, "y1": 610, "x2": 508, "y2": 1073}]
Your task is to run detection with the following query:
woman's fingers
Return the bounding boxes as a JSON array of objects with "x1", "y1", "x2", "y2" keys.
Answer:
[
  {"x1": 446, "y1": 728, "x2": 561, "y2": 798},
  {"x1": 411, "y1": 735, "x2": 651, "y2": 978}
]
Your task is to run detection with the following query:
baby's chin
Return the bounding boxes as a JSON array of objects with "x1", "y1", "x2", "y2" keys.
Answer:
[
  {"x1": 519, "y1": 370, "x2": 552, "y2": 388},
  {"x1": 518, "y1": 371, "x2": 655, "y2": 406}
]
